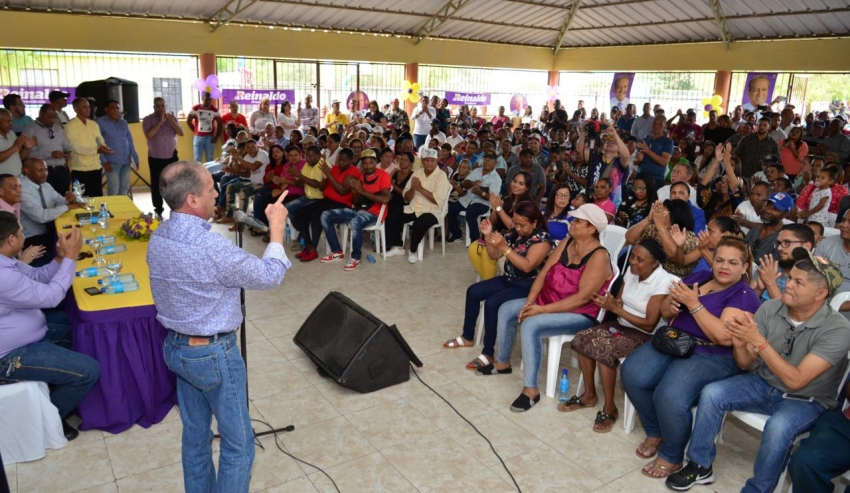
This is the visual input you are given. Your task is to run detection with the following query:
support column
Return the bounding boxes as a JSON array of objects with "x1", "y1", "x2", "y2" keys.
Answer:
[
  {"x1": 199, "y1": 53, "x2": 218, "y2": 105},
  {"x1": 404, "y1": 63, "x2": 419, "y2": 125},
  {"x1": 714, "y1": 70, "x2": 732, "y2": 114},
  {"x1": 547, "y1": 71, "x2": 559, "y2": 111}
]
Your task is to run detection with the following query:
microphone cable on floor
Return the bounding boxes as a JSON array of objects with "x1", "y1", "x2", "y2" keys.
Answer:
[
  {"x1": 250, "y1": 418, "x2": 341, "y2": 493},
  {"x1": 410, "y1": 364, "x2": 522, "y2": 493}
]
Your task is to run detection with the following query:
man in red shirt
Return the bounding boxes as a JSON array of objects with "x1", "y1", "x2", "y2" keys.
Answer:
[
  {"x1": 290, "y1": 147, "x2": 360, "y2": 262},
  {"x1": 186, "y1": 92, "x2": 223, "y2": 163},
  {"x1": 220, "y1": 101, "x2": 248, "y2": 131},
  {"x1": 319, "y1": 149, "x2": 390, "y2": 270}
]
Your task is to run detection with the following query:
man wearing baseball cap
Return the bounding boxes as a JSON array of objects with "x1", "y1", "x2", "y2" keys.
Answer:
[
  {"x1": 668, "y1": 250, "x2": 850, "y2": 492},
  {"x1": 424, "y1": 119, "x2": 446, "y2": 148},
  {"x1": 745, "y1": 191, "x2": 793, "y2": 264},
  {"x1": 447, "y1": 148, "x2": 501, "y2": 243},
  {"x1": 384, "y1": 147, "x2": 450, "y2": 263},
  {"x1": 318, "y1": 149, "x2": 390, "y2": 271},
  {"x1": 48, "y1": 90, "x2": 71, "y2": 126}
]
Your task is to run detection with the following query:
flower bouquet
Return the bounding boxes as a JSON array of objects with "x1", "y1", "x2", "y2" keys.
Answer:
[{"x1": 118, "y1": 213, "x2": 160, "y2": 242}]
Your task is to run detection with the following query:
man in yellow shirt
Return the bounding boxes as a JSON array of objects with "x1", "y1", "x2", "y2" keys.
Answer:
[
  {"x1": 65, "y1": 98, "x2": 112, "y2": 197},
  {"x1": 323, "y1": 100, "x2": 349, "y2": 134}
]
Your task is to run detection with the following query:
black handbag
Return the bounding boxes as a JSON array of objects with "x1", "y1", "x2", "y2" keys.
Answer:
[{"x1": 651, "y1": 326, "x2": 697, "y2": 357}]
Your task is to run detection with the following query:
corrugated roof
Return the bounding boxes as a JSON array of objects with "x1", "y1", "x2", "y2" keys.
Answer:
[{"x1": 4, "y1": 0, "x2": 850, "y2": 49}]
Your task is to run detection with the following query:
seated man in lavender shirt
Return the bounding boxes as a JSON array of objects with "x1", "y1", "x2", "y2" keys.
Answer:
[{"x1": 0, "y1": 212, "x2": 100, "y2": 441}]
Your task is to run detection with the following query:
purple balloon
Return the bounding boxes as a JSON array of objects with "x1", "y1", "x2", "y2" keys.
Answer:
[{"x1": 704, "y1": 104, "x2": 712, "y2": 111}]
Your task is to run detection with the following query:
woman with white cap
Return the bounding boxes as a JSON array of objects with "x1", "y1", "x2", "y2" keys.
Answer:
[{"x1": 483, "y1": 204, "x2": 614, "y2": 413}]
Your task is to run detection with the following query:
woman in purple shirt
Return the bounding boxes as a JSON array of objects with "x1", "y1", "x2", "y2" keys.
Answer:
[{"x1": 620, "y1": 236, "x2": 761, "y2": 480}]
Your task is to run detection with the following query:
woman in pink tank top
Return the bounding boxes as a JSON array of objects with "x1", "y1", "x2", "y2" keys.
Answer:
[{"x1": 482, "y1": 204, "x2": 614, "y2": 413}]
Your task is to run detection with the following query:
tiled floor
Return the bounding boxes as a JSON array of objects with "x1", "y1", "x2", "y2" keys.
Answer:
[{"x1": 4, "y1": 192, "x2": 773, "y2": 492}]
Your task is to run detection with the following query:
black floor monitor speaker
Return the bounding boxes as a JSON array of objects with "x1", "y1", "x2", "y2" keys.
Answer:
[
  {"x1": 293, "y1": 292, "x2": 423, "y2": 393},
  {"x1": 75, "y1": 77, "x2": 139, "y2": 123}
]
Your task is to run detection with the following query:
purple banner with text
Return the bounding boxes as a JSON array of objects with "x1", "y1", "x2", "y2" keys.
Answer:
[
  {"x1": 0, "y1": 86, "x2": 76, "y2": 105},
  {"x1": 445, "y1": 91, "x2": 491, "y2": 106},
  {"x1": 222, "y1": 89, "x2": 295, "y2": 104}
]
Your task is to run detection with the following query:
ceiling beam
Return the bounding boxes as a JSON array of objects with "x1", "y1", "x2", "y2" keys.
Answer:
[
  {"x1": 258, "y1": 0, "x2": 557, "y2": 33},
  {"x1": 508, "y1": 0, "x2": 654, "y2": 10},
  {"x1": 561, "y1": 7, "x2": 850, "y2": 33},
  {"x1": 209, "y1": 0, "x2": 260, "y2": 33},
  {"x1": 553, "y1": 1, "x2": 582, "y2": 55},
  {"x1": 413, "y1": 0, "x2": 474, "y2": 45},
  {"x1": 706, "y1": 0, "x2": 732, "y2": 50}
]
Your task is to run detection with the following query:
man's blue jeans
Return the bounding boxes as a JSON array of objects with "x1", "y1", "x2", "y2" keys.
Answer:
[
  {"x1": 193, "y1": 135, "x2": 216, "y2": 163},
  {"x1": 495, "y1": 298, "x2": 595, "y2": 388},
  {"x1": 463, "y1": 276, "x2": 532, "y2": 358},
  {"x1": 163, "y1": 331, "x2": 254, "y2": 493},
  {"x1": 688, "y1": 373, "x2": 825, "y2": 493},
  {"x1": 321, "y1": 208, "x2": 377, "y2": 259},
  {"x1": 105, "y1": 162, "x2": 131, "y2": 196},
  {"x1": 447, "y1": 201, "x2": 490, "y2": 241},
  {"x1": 619, "y1": 343, "x2": 741, "y2": 465},
  {"x1": 0, "y1": 317, "x2": 100, "y2": 419},
  {"x1": 789, "y1": 408, "x2": 850, "y2": 493}
]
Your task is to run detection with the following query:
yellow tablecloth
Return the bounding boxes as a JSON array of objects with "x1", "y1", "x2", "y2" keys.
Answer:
[{"x1": 55, "y1": 196, "x2": 154, "y2": 312}]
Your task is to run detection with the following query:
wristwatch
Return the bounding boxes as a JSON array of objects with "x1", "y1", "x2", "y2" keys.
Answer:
[{"x1": 496, "y1": 206, "x2": 502, "y2": 212}]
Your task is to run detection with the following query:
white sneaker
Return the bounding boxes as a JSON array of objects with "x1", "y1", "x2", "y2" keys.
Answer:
[
  {"x1": 386, "y1": 246, "x2": 406, "y2": 257},
  {"x1": 408, "y1": 251, "x2": 418, "y2": 264}
]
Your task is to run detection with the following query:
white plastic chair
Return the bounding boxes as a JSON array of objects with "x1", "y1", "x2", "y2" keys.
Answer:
[
  {"x1": 462, "y1": 207, "x2": 491, "y2": 247},
  {"x1": 824, "y1": 226, "x2": 841, "y2": 237},
  {"x1": 574, "y1": 356, "x2": 638, "y2": 434},
  {"x1": 341, "y1": 203, "x2": 388, "y2": 259},
  {"x1": 544, "y1": 262, "x2": 619, "y2": 399},
  {"x1": 600, "y1": 225, "x2": 628, "y2": 263},
  {"x1": 724, "y1": 352, "x2": 850, "y2": 493},
  {"x1": 402, "y1": 196, "x2": 449, "y2": 261},
  {"x1": 831, "y1": 292, "x2": 850, "y2": 312}
]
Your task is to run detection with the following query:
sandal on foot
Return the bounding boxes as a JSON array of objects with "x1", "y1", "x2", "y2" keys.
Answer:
[
  {"x1": 636, "y1": 440, "x2": 662, "y2": 459},
  {"x1": 509, "y1": 393, "x2": 540, "y2": 413},
  {"x1": 249, "y1": 228, "x2": 266, "y2": 237},
  {"x1": 640, "y1": 460, "x2": 681, "y2": 479},
  {"x1": 593, "y1": 410, "x2": 618, "y2": 433},
  {"x1": 557, "y1": 395, "x2": 597, "y2": 413},
  {"x1": 466, "y1": 354, "x2": 490, "y2": 370},
  {"x1": 442, "y1": 336, "x2": 473, "y2": 349},
  {"x1": 475, "y1": 363, "x2": 512, "y2": 376},
  {"x1": 262, "y1": 235, "x2": 270, "y2": 243}
]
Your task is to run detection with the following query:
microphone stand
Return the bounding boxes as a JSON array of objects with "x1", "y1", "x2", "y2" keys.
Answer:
[{"x1": 215, "y1": 220, "x2": 294, "y2": 445}]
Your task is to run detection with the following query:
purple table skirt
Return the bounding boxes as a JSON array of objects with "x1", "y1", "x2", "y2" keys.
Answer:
[{"x1": 69, "y1": 297, "x2": 177, "y2": 434}]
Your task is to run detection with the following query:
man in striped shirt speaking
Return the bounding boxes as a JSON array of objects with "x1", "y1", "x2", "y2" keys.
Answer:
[{"x1": 147, "y1": 161, "x2": 292, "y2": 493}]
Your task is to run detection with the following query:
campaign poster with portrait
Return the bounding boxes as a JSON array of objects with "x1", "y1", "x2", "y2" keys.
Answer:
[
  {"x1": 346, "y1": 90, "x2": 370, "y2": 112},
  {"x1": 609, "y1": 73, "x2": 634, "y2": 112},
  {"x1": 509, "y1": 93, "x2": 527, "y2": 116},
  {"x1": 741, "y1": 73, "x2": 777, "y2": 112}
]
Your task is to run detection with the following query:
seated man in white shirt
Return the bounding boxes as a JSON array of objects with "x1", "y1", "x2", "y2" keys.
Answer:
[
  {"x1": 656, "y1": 162, "x2": 698, "y2": 206},
  {"x1": 734, "y1": 181, "x2": 770, "y2": 232},
  {"x1": 446, "y1": 150, "x2": 502, "y2": 243},
  {"x1": 19, "y1": 158, "x2": 84, "y2": 266}
]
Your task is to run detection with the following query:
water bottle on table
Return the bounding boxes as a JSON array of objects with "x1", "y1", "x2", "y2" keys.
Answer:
[
  {"x1": 558, "y1": 368, "x2": 570, "y2": 403},
  {"x1": 85, "y1": 235, "x2": 116, "y2": 245},
  {"x1": 101, "y1": 280, "x2": 139, "y2": 294},
  {"x1": 97, "y1": 244, "x2": 127, "y2": 255},
  {"x1": 98, "y1": 273, "x2": 135, "y2": 285},
  {"x1": 76, "y1": 267, "x2": 109, "y2": 278},
  {"x1": 98, "y1": 203, "x2": 110, "y2": 230}
]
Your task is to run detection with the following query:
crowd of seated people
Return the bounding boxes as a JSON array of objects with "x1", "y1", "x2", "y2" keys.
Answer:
[{"x1": 5, "y1": 87, "x2": 850, "y2": 489}]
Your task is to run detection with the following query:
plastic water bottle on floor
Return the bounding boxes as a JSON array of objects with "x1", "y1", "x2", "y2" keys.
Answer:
[
  {"x1": 365, "y1": 254, "x2": 376, "y2": 264},
  {"x1": 285, "y1": 224, "x2": 291, "y2": 243},
  {"x1": 101, "y1": 280, "x2": 139, "y2": 294},
  {"x1": 558, "y1": 368, "x2": 570, "y2": 403}
]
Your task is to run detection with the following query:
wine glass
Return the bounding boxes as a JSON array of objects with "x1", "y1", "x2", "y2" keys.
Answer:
[
  {"x1": 85, "y1": 196, "x2": 96, "y2": 214},
  {"x1": 106, "y1": 258, "x2": 123, "y2": 282},
  {"x1": 89, "y1": 237, "x2": 104, "y2": 267}
]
